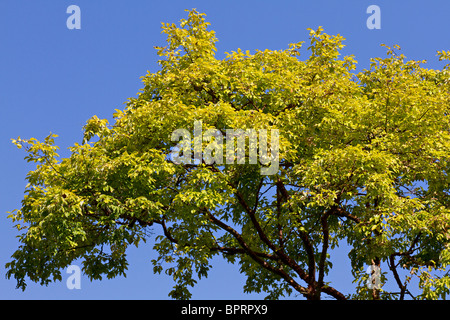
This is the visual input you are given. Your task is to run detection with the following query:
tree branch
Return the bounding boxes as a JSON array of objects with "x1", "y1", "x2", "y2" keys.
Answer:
[
  {"x1": 388, "y1": 254, "x2": 406, "y2": 300},
  {"x1": 202, "y1": 207, "x2": 310, "y2": 297},
  {"x1": 317, "y1": 209, "x2": 332, "y2": 299},
  {"x1": 276, "y1": 179, "x2": 316, "y2": 287}
]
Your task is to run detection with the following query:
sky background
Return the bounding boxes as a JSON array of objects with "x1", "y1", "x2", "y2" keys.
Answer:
[{"x1": 1, "y1": 0, "x2": 450, "y2": 299}]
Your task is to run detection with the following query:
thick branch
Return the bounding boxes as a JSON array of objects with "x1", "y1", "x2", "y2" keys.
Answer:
[
  {"x1": 276, "y1": 179, "x2": 316, "y2": 285},
  {"x1": 203, "y1": 207, "x2": 309, "y2": 297},
  {"x1": 389, "y1": 254, "x2": 406, "y2": 300},
  {"x1": 275, "y1": 179, "x2": 349, "y2": 300},
  {"x1": 317, "y1": 210, "x2": 332, "y2": 299}
]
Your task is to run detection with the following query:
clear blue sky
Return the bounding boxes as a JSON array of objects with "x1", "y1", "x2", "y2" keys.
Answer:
[{"x1": 1, "y1": 0, "x2": 450, "y2": 299}]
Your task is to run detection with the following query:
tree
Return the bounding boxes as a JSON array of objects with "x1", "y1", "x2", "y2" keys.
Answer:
[{"x1": 6, "y1": 9, "x2": 450, "y2": 300}]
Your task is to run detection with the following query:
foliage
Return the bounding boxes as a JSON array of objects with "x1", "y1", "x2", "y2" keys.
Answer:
[{"x1": 6, "y1": 9, "x2": 450, "y2": 300}]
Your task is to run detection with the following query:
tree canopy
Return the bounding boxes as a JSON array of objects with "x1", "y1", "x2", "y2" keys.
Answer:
[{"x1": 7, "y1": 9, "x2": 450, "y2": 300}]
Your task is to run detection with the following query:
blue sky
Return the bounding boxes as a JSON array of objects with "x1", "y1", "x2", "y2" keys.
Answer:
[{"x1": 1, "y1": 0, "x2": 450, "y2": 299}]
